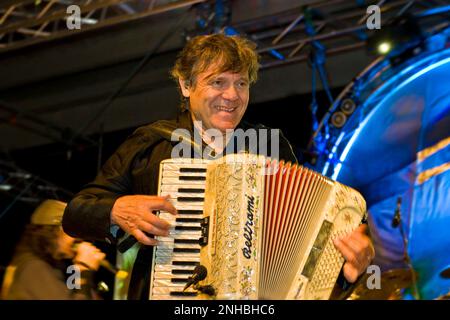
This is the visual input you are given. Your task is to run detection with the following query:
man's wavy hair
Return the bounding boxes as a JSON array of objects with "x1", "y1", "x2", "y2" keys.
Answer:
[{"x1": 171, "y1": 34, "x2": 260, "y2": 110}]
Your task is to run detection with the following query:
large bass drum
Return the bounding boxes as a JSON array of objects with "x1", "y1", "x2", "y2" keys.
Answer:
[{"x1": 310, "y1": 27, "x2": 450, "y2": 299}]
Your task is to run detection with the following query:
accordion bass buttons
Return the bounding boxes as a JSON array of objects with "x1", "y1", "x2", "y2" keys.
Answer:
[{"x1": 199, "y1": 217, "x2": 209, "y2": 247}]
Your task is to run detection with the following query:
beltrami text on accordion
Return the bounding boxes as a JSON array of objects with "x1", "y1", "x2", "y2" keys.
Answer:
[{"x1": 150, "y1": 154, "x2": 366, "y2": 300}]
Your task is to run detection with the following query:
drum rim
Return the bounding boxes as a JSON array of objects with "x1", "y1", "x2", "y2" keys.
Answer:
[{"x1": 312, "y1": 38, "x2": 450, "y2": 179}]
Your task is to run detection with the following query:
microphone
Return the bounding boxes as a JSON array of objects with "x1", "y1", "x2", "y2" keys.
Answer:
[
  {"x1": 72, "y1": 242, "x2": 128, "y2": 279},
  {"x1": 183, "y1": 265, "x2": 207, "y2": 291}
]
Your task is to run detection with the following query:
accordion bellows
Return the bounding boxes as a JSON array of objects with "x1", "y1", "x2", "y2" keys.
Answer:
[{"x1": 150, "y1": 154, "x2": 366, "y2": 300}]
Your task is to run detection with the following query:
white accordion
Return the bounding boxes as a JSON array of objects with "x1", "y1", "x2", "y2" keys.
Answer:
[{"x1": 149, "y1": 154, "x2": 366, "y2": 300}]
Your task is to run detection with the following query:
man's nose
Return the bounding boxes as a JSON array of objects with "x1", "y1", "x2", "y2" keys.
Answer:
[{"x1": 222, "y1": 85, "x2": 239, "y2": 101}]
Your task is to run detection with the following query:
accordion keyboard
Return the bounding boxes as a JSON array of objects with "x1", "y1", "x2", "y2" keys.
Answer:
[{"x1": 150, "y1": 160, "x2": 208, "y2": 299}]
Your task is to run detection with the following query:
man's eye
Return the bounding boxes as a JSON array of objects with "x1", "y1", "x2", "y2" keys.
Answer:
[
  {"x1": 211, "y1": 80, "x2": 223, "y2": 87},
  {"x1": 237, "y1": 81, "x2": 249, "y2": 88}
]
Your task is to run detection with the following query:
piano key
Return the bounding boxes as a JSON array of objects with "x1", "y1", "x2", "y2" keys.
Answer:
[
  {"x1": 155, "y1": 256, "x2": 199, "y2": 265},
  {"x1": 163, "y1": 202, "x2": 204, "y2": 210},
  {"x1": 175, "y1": 225, "x2": 202, "y2": 231},
  {"x1": 163, "y1": 163, "x2": 208, "y2": 170},
  {"x1": 161, "y1": 202, "x2": 204, "y2": 209},
  {"x1": 173, "y1": 221, "x2": 203, "y2": 228},
  {"x1": 177, "y1": 197, "x2": 205, "y2": 202},
  {"x1": 162, "y1": 171, "x2": 206, "y2": 178},
  {"x1": 155, "y1": 252, "x2": 200, "y2": 265},
  {"x1": 179, "y1": 176, "x2": 206, "y2": 181},
  {"x1": 163, "y1": 213, "x2": 203, "y2": 220},
  {"x1": 156, "y1": 234, "x2": 201, "y2": 242},
  {"x1": 162, "y1": 177, "x2": 205, "y2": 185},
  {"x1": 171, "y1": 278, "x2": 190, "y2": 284},
  {"x1": 168, "y1": 292, "x2": 199, "y2": 298},
  {"x1": 152, "y1": 279, "x2": 189, "y2": 287},
  {"x1": 168, "y1": 230, "x2": 202, "y2": 237},
  {"x1": 151, "y1": 286, "x2": 197, "y2": 295},
  {"x1": 161, "y1": 184, "x2": 205, "y2": 193},
  {"x1": 155, "y1": 250, "x2": 199, "y2": 258},
  {"x1": 176, "y1": 218, "x2": 203, "y2": 223},
  {"x1": 159, "y1": 192, "x2": 205, "y2": 199},
  {"x1": 177, "y1": 209, "x2": 203, "y2": 215},
  {"x1": 178, "y1": 188, "x2": 205, "y2": 193},
  {"x1": 179, "y1": 167, "x2": 207, "y2": 173},
  {"x1": 173, "y1": 248, "x2": 200, "y2": 253},
  {"x1": 152, "y1": 294, "x2": 199, "y2": 300},
  {"x1": 155, "y1": 264, "x2": 196, "y2": 272},
  {"x1": 153, "y1": 271, "x2": 192, "y2": 279},
  {"x1": 172, "y1": 261, "x2": 199, "y2": 266},
  {"x1": 156, "y1": 242, "x2": 201, "y2": 250}
]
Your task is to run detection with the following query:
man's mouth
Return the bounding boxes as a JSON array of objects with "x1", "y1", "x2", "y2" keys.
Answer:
[{"x1": 214, "y1": 105, "x2": 237, "y2": 113}]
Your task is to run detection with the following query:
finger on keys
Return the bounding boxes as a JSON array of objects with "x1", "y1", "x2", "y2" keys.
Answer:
[
  {"x1": 163, "y1": 194, "x2": 178, "y2": 216},
  {"x1": 140, "y1": 221, "x2": 170, "y2": 237},
  {"x1": 147, "y1": 213, "x2": 172, "y2": 230}
]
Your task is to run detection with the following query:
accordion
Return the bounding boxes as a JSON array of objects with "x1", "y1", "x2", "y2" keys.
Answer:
[{"x1": 149, "y1": 154, "x2": 366, "y2": 300}]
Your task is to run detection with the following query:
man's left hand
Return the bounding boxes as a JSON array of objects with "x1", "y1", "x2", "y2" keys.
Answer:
[{"x1": 333, "y1": 224, "x2": 375, "y2": 283}]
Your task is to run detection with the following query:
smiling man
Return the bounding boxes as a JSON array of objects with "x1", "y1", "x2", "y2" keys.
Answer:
[{"x1": 62, "y1": 34, "x2": 374, "y2": 300}]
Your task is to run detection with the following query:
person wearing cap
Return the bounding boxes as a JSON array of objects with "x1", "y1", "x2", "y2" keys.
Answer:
[{"x1": 2, "y1": 199, "x2": 106, "y2": 300}]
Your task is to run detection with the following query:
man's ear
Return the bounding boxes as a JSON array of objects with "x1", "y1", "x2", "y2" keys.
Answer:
[{"x1": 179, "y1": 79, "x2": 191, "y2": 98}]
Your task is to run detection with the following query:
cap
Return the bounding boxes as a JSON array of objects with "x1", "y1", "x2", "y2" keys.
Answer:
[{"x1": 30, "y1": 199, "x2": 67, "y2": 226}]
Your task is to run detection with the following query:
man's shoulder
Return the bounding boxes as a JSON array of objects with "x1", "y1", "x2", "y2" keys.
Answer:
[
  {"x1": 239, "y1": 120, "x2": 288, "y2": 140},
  {"x1": 133, "y1": 119, "x2": 179, "y2": 139}
]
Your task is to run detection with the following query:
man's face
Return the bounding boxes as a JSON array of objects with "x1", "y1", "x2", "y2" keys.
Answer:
[{"x1": 180, "y1": 64, "x2": 250, "y2": 133}]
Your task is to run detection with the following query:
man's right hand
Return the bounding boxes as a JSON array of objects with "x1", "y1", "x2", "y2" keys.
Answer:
[{"x1": 111, "y1": 195, "x2": 177, "y2": 246}]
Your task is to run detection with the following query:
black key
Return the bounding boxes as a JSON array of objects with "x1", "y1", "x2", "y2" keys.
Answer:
[
  {"x1": 175, "y1": 226, "x2": 202, "y2": 231},
  {"x1": 177, "y1": 197, "x2": 204, "y2": 202},
  {"x1": 179, "y1": 176, "x2": 206, "y2": 181},
  {"x1": 180, "y1": 168, "x2": 206, "y2": 173},
  {"x1": 172, "y1": 269, "x2": 195, "y2": 275},
  {"x1": 173, "y1": 248, "x2": 200, "y2": 253},
  {"x1": 170, "y1": 291, "x2": 198, "y2": 297},
  {"x1": 171, "y1": 278, "x2": 189, "y2": 283},
  {"x1": 178, "y1": 188, "x2": 205, "y2": 193},
  {"x1": 178, "y1": 210, "x2": 203, "y2": 215},
  {"x1": 172, "y1": 261, "x2": 199, "y2": 266},
  {"x1": 176, "y1": 218, "x2": 203, "y2": 223},
  {"x1": 174, "y1": 239, "x2": 200, "y2": 244}
]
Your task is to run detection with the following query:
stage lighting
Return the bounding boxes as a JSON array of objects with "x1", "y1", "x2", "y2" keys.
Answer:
[
  {"x1": 377, "y1": 42, "x2": 392, "y2": 55},
  {"x1": 367, "y1": 14, "x2": 423, "y2": 58}
]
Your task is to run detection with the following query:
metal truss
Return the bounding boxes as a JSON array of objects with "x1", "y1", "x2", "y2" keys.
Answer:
[
  {"x1": 0, "y1": 0, "x2": 206, "y2": 53},
  {"x1": 0, "y1": 157, "x2": 73, "y2": 217},
  {"x1": 229, "y1": 0, "x2": 450, "y2": 69}
]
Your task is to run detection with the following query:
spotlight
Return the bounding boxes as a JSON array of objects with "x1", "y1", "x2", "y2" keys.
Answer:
[
  {"x1": 367, "y1": 14, "x2": 423, "y2": 58},
  {"x1": 377, "y1": 42, "x2": 392, "y2": 55}
]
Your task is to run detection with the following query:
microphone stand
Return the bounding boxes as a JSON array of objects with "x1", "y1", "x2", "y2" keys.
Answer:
[{"x1": 392, "y1": 197, "x2": 421, "y2": 300}]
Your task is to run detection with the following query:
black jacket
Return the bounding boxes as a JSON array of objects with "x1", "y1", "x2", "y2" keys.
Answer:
[
  {"x1": 62, "y1": 110, "x2": 298, "y2": 299},
  {"x1": 63, "y1": 111, "x2": 297, "y2": 243}
]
